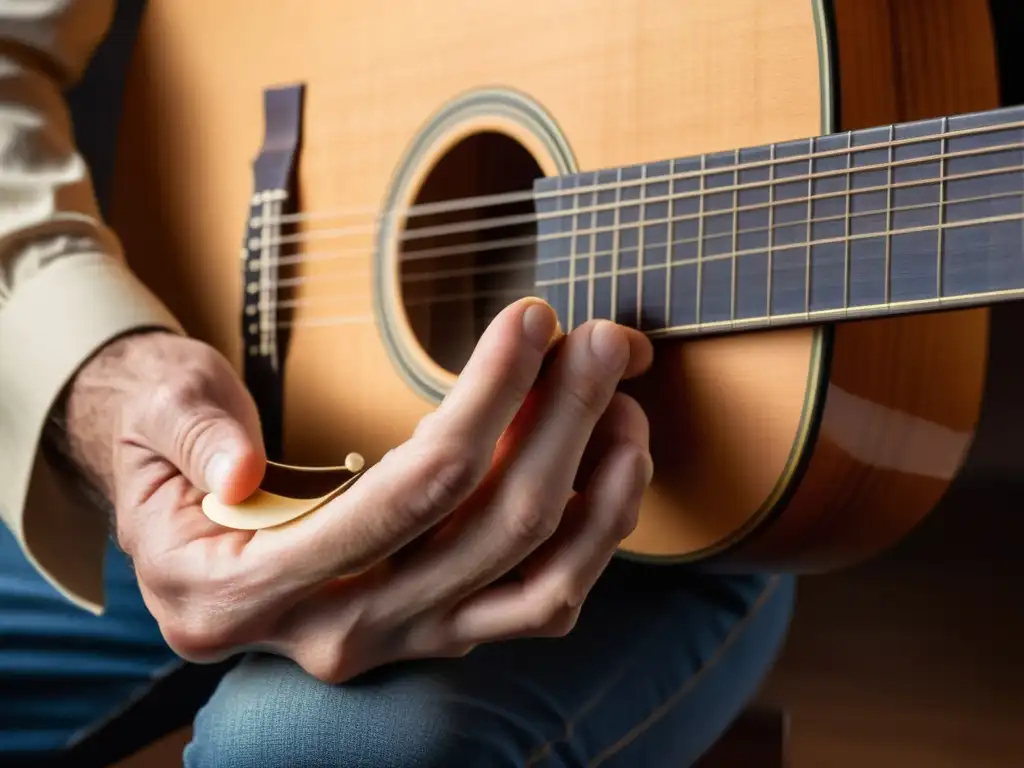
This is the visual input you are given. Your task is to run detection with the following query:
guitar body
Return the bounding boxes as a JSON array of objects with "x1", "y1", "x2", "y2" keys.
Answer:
[{"x1": 108, "y1": 0, "x2": 1004, "y2": 570}]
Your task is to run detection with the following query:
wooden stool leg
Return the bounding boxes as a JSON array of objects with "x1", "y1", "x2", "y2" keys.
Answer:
[{"x1": 695, "y1": 705, "x2": 788, "y2": 768}]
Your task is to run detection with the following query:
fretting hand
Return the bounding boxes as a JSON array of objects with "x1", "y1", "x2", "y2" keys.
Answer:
[{"x1": 62, "y1": 297, "x2": 654, "y2": 683}]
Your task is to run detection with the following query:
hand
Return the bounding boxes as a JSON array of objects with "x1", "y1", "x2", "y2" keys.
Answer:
[{"x1": 64, "y1": 297, "x2": 654, "y2": 683}]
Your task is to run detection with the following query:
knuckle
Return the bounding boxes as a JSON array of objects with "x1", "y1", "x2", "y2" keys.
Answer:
[
  {"x1": 160, "y1": 607, "x2": 236, "y2": 662},
  {"x1": 294, "y1": 625, "x2": 369, "y2": 684},
  {"x1": 504, "y1": 491, "x2": 562, "y2": 544},
  {"x1": 511, "y1": 577, "x2": 585, "y2": 638},
  {"x1": 435, "y1": 642, "x2": 477, "y2": 660},
  {"x1": 417, "y1": 440, "x2": 484, "y2": 513},
  {"x1": 278, "y1": 601, "x2": 369, "y2": 684},
  {"x1": 538, "y1": 597, "x2": 582, "y2": 638},
  {"x1": 138, "y1": 560, "x2": 247, "y2": 663},
  {"x1": 302, "y1": 645, "x2": 359, "y2": 685},
  {"x1": 428, "y1": 634, "x2": 475, "y2": 663},
  {"x1": 544, "y1": 608, "x2": 581, "y2": 638},
  {"x1": 562, "y1": 364, "x2": 613, "y2": 417},
  {"x1": 145, "y1": 346, "x2": 233, "y2": 414},
  {"x1": 150, "y1": 367, "x2": 208, "y2": 413},
  {"x1": 141, "y1": 370, "x2": 222, "y2": 454}
]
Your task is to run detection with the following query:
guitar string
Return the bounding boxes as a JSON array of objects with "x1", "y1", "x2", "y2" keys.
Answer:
[
  {"x1": 251, "y1": 138, "x2": 1024, "y2": 261},
  {"x1": 253, "y1": 182, "x2": 1023, "y2": 291},
  {"x1": 239, "y1": 121, "x2": 1024, "y2": 331},
  {"x1": 252, "y1": 204, "x2": 1024, "y2": 332},
  {"x1": 247, "y1": 115, "x2": 1024, "y2": 227}
]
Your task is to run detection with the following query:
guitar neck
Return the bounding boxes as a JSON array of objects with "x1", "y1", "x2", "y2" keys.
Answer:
[{"x1": 533, "y1": 104, "x2": 1024, "y2": 337}]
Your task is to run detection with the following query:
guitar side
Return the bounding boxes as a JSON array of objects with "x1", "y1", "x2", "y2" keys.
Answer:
[{"x1": 697, "y1": 0, "x2": 996, "y2": 570}]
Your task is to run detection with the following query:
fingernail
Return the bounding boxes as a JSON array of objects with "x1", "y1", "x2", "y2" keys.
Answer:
[
  {"x1": 207, "y1": 452, "x2": 233, "y2": 496},
  {"x1": 590, "y1": 321, "x2": 628, "y2": 370},
  {"x1": 522, "y1": 299, "x2": 557, "y2": 350}
]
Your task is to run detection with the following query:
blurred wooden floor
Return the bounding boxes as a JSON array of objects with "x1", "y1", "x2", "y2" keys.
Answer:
[{"x1": 759, "y1": 477, "x2": 1024, "y2": 767}]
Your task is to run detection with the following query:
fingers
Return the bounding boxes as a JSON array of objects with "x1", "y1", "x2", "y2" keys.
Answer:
[
  {"x1": 423, "y1": 436, "x2": 652, "y2": 650},
  {"x1": 249, "y1": 297, "x2": 558, "y2": 582},
  {"x1": 271, "y1": 440, "x2": 651, "y2": 680},
  {"x1": 130, "y1": 342, "x2": 266, "y2": 504},
  {"x1": 572, "y1": 391, "x2": 648, "y2": 492},
  {"x1": 125, "y1": 312, "x2": 651, "y2": 683},
  {"x1": 494, "y1": 319, "x2": 631, "y2": 517},
  {"x1": 620, "y1": 328, "x2": 654, "y2": 380},
  {"x1": 426, "y1": 296, "x2": 559, "y2": 445},
  {"x1": 187, "y1": 409, "x2": 265, "y2": 504},
  {"x1": 351, "y1": 321, "x2": 637, "y2": 630}
]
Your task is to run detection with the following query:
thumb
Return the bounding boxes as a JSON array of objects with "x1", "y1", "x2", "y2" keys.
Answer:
[
  {"x1": 186, "y1": 409, "x2": 266, "y2": 504},
  {"x1": 138, "y1": 362, "x2": 267, "y2": 504}
]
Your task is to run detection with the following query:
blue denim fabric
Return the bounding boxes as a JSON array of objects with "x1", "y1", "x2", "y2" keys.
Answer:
[
  {"x1": 184, "y1": 563, "x2": 794, "y2": 767},
  {"x1": 0, "y1": 525, "x2": 182, "y2": 755},
  {"x1": 0, "y1": 508, "x2": 794, "y2": 765}
]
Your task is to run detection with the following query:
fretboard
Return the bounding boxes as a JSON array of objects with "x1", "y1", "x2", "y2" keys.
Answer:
[{"x1": 532, "y1": 103, "x2": 1024, "y2": 337}]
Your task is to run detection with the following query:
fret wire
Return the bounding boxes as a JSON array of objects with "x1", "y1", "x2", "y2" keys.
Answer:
[
  {"x1": 844, "y1": 131, "x2": 852, "y2": 313},
  {"x1": 587, "y1": 183, "x2": 596, "y2": 325},
  {"x1": 566, "y1": 178, "x2": 578, "y2": 331},
  {"x1": 766, "y1": 143, "x2": 775, "y2": 319},
  {"x1": 695, "y1": 154, "x2": 707, "y2": 323},
  {"x1": 527, "y1": 115, "x2": 1024, "y2": 205},
  {"x1": 537, "y1": 208, "x2": 1024, "y2": 289},
  {"x1": 536, "y1": 113, "x2": 1024, "y2": 329},
  {"x1": 610, "y1": 166, "x2": 622, "y2": 323},
  {"x1": 524, "y1": 139, "x2": 1023, "y2": 231},
  {"x1": 663, "y1": 160, "x2": 674, "y2": 329},
  {"x1": 937, "y1": 116, "x2": 948, "y2": 298},
  {"x1": 730, "y1": 148, "x2": 739, "y2": 324},
  {"x1": 528, "y1": 182, "x2": 1020, "y2": 274},
  {"x1": 636, "y1": 164, "x2": 647, "y2": 330},
  {"x1": 545, "y1": 206, "x2": 1024, "y2": 339},
  {"x1": 883, "y1": 124, "x2": 894, "y2": 305},
  {"x1": 536, "y1": 192, "x2": 1015, "y2": 309},
  {"x1": 804, "y1": 139, "x2": 813, "y2": 317}
]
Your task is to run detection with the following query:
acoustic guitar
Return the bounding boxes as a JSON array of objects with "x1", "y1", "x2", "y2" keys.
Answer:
[{"x1": 107, "y1": 0, "x2": 1019, "y2": 572}]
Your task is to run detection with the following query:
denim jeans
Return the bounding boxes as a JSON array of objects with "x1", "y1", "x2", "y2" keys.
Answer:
[{"x1": 0, "y1": 522, "x2": 795, "y2": 766}]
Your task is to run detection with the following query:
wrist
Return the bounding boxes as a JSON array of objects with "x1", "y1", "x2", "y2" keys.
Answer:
[
  {"x1": 58, "y1": 329, "x2": 179, "y2": 502},
  {"x1": 41, "y1": 390, "x2": 117, "y2": 529}
]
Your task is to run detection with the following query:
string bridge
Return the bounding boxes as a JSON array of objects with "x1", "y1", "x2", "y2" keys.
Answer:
[{"x1": 202, "y1": 452, "x2": 367, "y2": 530}]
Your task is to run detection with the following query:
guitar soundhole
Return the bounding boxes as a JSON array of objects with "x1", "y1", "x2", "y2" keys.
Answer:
[{"x1": 399, "y1": 131, "x2": 543, "y2": 374}]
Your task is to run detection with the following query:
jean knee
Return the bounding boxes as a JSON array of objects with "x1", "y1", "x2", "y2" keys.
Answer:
[{"x1": 184, "y1": 654, "x2": 496, "y2": 768}]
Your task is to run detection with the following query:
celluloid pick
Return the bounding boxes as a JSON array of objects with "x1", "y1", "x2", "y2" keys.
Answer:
[{"x1": 201, "y1": 452, "x2": 366, "y2": 530}]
